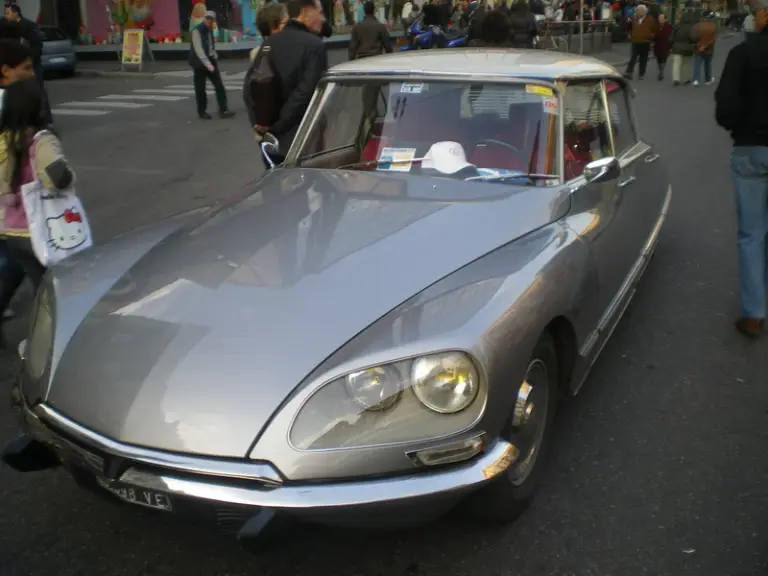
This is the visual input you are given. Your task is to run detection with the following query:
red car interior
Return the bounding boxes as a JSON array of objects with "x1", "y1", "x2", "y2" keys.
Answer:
[{"x1": 359, "y1": 92, "x2": 552, "y2": 175}]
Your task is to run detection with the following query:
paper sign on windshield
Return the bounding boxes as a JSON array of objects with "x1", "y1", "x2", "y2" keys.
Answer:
[
  {"x1": 542, "y1": 97, "x2": 559, "y2": 114},
  {"x1": 400, "y1": 83, "x2": 424, "y2": 94},
  {"x1": 378, "y1": 147, "x2": 416, "y2": 172}
]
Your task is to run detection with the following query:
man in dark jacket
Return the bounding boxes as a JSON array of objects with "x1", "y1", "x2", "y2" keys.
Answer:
[
  {"x1": 255, "y1": 0, "x2": 328, "y2": 156},
  {"x1": 3, "y1": 3, "x2": 50, "y2": 125},
  {"x1": 466, "y1": 0, "x2": 487, "y2": 43},
  {"x1": 715, "y1": 0, "x2": 768, "y2": 338},
  {"x1": 349, "y1": 1, "x2": 392, "y2": 59},
  {"x1": 188, "y1": 11, "x2": 235, "y2": 120},
  {"x1": 509, "y1": 0, "x2": 537, "y2": 48}
]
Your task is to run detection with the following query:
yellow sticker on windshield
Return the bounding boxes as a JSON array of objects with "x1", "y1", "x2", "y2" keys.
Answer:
[{"x1": 526, "y1": 85, "x2": 554, "y2": 97}]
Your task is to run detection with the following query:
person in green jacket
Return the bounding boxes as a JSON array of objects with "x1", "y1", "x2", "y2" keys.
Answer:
[{"x1": 670, "y1": 5, "x2": 700, "y2": 85}]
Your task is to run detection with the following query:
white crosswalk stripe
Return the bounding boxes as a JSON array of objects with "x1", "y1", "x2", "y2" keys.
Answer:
[
  {"x1": 133, "y1": 88, "x2": 198, "y2": 95},
  {"x1": 51, "y1": 108, "x2": 111, "y2": 116},
  {"x1": 52, "y1": 81, "x2": 243, "y2": 119},
  {"x1": 61, "y1": 101, "x2": 152, "y2": 109},
  {"x1": 132, "y1": 87, "x2": 240, "y2": 96},
  {"x1": 155, "y1": 70, "x2": 246, "y2": 80},
  {"x1": 161, "y1": 84, "x2": 241, "y2": 91},
  {"x1": 98, "y1": 94, "x2": 188, "y2": 101}
]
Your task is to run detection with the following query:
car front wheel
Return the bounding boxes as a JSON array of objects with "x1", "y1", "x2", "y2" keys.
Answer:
[{"x1": 463, "y1": 332, "x2": 559, "y2": 523}]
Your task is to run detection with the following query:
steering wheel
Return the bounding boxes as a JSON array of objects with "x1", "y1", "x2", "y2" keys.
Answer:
[{"x1": 472, "y1": 138, "x2": 529, "y2": 165}]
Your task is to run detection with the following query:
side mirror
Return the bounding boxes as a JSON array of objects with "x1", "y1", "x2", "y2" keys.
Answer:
[
  {"x1": 583, "y1": 156, "x2": 620, "y2": 183},
  {"x1": 260, "y1": 132, "x2": 280, "y2": 170}
]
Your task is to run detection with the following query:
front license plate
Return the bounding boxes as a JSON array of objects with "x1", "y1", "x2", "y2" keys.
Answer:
[
  {"x1": 96, "y1": 477, "x2": 173, "y2": 512},
  {"x1": 49, "y1": 57, "x2": 67, "y2": 64}
]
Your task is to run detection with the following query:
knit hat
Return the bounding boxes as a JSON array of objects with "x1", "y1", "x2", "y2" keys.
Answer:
[{"x1": 203, "y1": 10, "x2": 216, "y2": 19}]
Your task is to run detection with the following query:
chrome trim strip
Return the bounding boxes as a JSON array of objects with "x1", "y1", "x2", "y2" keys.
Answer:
[
  {"x1": 117, "y1": 440, "x2": 517, "y2": 510},
  {"x1": 29, "y1": 404, "x2": 284, "y2": 487},
  {"x1": 21, "y1": 402, "x2": 517, "y2": 511},
  {"x1": 579, "y1": 183, "x2": 672, "y2": 361}
]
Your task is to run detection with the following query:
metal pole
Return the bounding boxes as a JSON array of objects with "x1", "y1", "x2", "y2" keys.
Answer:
[{"x1": 579, "y1": 0, "x2": 584, "y2": 53}]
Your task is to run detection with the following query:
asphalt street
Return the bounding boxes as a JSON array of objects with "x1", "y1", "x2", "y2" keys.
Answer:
[{"x1": 2, "y1": 37, "x2": 768, "y2": 576}]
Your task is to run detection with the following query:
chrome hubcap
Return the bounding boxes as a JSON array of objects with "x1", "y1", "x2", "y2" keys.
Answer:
[{"x1": 508, "y1": 359, "x2": 549, "y2": 486}]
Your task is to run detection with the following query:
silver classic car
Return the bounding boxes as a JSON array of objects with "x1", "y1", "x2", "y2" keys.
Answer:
[{"x1": 4, "y1": 50, "x2": 670, "y2": 547}]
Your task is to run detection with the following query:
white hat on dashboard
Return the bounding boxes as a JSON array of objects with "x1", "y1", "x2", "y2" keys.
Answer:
[{"x1": 422, "y1": 141, "x2": 474, "y2": 174}]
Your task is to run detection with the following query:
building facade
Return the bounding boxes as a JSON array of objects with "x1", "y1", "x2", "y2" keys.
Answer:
[{"x1": 41, "y1": 0, "x2": 404, "y2": 45}]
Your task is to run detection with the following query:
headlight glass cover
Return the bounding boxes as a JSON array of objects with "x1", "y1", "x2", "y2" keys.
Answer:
[
  {"x1": 290, "y1": 351, "x2": 485, "y2": 451},
  {"x1": 26, "y1": 283, "x2": 54, "y2": 380}
]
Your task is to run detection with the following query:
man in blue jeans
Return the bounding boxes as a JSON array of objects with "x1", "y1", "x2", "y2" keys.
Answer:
[{"x1": 715, "y1": 0, "x2": 768, "y2": 337}]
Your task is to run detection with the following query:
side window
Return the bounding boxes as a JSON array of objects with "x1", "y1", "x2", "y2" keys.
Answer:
[
  {"x1": 562, "y1": 81, "x2": 612, "y2": 180},
  {"x1": 605, "y1": 81, "x2": 637, "y2": 156}
]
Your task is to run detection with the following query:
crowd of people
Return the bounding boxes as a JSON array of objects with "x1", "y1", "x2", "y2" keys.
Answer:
[{"x1": 623, "y1": 2, "x2": 718, "y2": 85}]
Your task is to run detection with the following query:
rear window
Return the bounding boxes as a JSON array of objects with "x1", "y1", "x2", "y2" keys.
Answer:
[{"x1": 41, "y1": 27, "x2": 67, "y2": 42}]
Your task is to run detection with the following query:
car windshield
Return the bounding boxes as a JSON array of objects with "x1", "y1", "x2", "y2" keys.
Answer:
[{"x1": 291, "y1": 80, "x2": 560, "y2": 185}]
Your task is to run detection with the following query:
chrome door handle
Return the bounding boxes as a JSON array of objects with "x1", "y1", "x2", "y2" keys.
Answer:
[
  {"x1": 619, "y1": 176, "x2": 636, "y2": 188},
  {"x1": 644, "y1": 153, "x2": 660, "y2": 163}
]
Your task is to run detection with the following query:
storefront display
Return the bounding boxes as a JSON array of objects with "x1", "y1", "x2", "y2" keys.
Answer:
[{"x1": 74, "y1": 0, "x2": 399, "y2": 46}]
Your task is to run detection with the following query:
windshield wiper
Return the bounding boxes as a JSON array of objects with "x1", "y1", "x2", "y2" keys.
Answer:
[
  {"x1": 465, "y1": 173, "x2": 560, "y2": 183},
  {"x1": 338, "y1": 157, "x2": 427, "y2": 170}
]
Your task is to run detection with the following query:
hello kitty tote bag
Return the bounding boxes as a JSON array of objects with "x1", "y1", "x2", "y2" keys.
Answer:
[{"x1": 20, "y1": 131, "x2": 92, "y2": 266}]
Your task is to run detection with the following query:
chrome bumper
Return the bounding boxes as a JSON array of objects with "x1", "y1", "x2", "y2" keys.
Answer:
[{"x1": 14, "y1": 401, "x2": 519, "y2": 513}]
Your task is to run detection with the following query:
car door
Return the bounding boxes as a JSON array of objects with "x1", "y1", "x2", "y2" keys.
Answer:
[
  {"x1": 562, "y1": 79, "x2": 634, "y2": 337},
  {"x1": 605, "y1": 80, "x2": 668, "y2": 254}
]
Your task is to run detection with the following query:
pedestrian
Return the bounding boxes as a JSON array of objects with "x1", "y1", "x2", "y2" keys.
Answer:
[
  {"x1": 691, "y1": 11, "x2": 716, "y2": 86},
  {"x1": 508, "y1": 0, "x2": 538, "y2": 48},
  {"x1": 249, "y1": 0, "x2": 328, "y2": 159},
  {"x1": 653, "y1": 11, "x2": 673, "y2": 80},
  {"x1": 188, "y1": 11, "x2": 235, "y2": 120},
  {"x1": 349, "y1": 1, "x2": 393, "y2": 59},
  {"x1": 743, "y1": 8, "x2": 756, "y2": 35},
  {"x1": 466, "y1": 0, "x2": 487, "y2": 43},
  {"x1": 251, "y1": 1, "x2": 289, "y2": 61},
  {"x1": 670, "y1": 4, "x2": 698, "y2": 86},
  {"x1": 3, "y1": 3, "x2": 51, "y2": 127},
  {"x1": 0, "y1": 78, "x2": 75, "y2": 340},
  {"x1": 624, "y1": 4, "x2": 657, "y2": 80},
  {"x1": 0, "y1": 38, "x2": 34, "y2": 340},
  {"x1": 468, "y1": 7, "x2": 511, "y2": 46},
  {"x1": 714, "y1": 0, "x2": 768, "y2": 338}
]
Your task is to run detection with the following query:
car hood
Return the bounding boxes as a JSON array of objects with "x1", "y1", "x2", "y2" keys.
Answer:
[{"x1": 46, "y1": 169, "x2": 568, "y2": 458}]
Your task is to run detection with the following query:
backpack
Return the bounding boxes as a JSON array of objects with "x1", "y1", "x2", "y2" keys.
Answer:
[{"x1": 243, "y1": 43, "x2": 280, "y2": 128}]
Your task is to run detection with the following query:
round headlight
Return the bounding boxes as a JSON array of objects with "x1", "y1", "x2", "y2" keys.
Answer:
[
  {"x1": 26, "y1": 285, "x2": 53, "y2": 380},
  {"x1": 411, "y1": 353, "x2": 479, "y2": 414},
  {"x1": 345, "y1": 366, "x2": 403, "y2": 412}
]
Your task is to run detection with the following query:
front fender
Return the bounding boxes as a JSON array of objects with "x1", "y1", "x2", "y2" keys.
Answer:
[{"x1": 251, "y1": 221, "x2": 597, "y2": 481}]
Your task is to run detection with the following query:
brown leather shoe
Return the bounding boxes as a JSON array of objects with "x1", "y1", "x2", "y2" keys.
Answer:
[{"x1": 735, "y1": 317, "x2": 764, "y2": 338}]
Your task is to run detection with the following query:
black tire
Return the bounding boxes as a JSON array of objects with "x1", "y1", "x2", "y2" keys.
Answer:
[{"x1": 462, "y1": 332, "x2": 559, "y2": 523}]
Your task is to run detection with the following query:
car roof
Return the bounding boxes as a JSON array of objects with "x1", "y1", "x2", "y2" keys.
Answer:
[{"x1": 326, "y1": 48, "x2": 621, "y2": 81}]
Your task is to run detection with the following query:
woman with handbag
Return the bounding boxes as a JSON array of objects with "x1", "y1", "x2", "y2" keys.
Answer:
[{"x1": 0, "y1": 77, "x2": 75, "y2": 330}]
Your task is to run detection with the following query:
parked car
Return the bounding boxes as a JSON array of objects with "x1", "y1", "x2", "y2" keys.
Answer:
[
  {"x1": 40, "y1": 25, "x2": 76, "y2": 77},
  {"x1": 3, "y1": 49, "x2": 670, "y2": 550}
]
